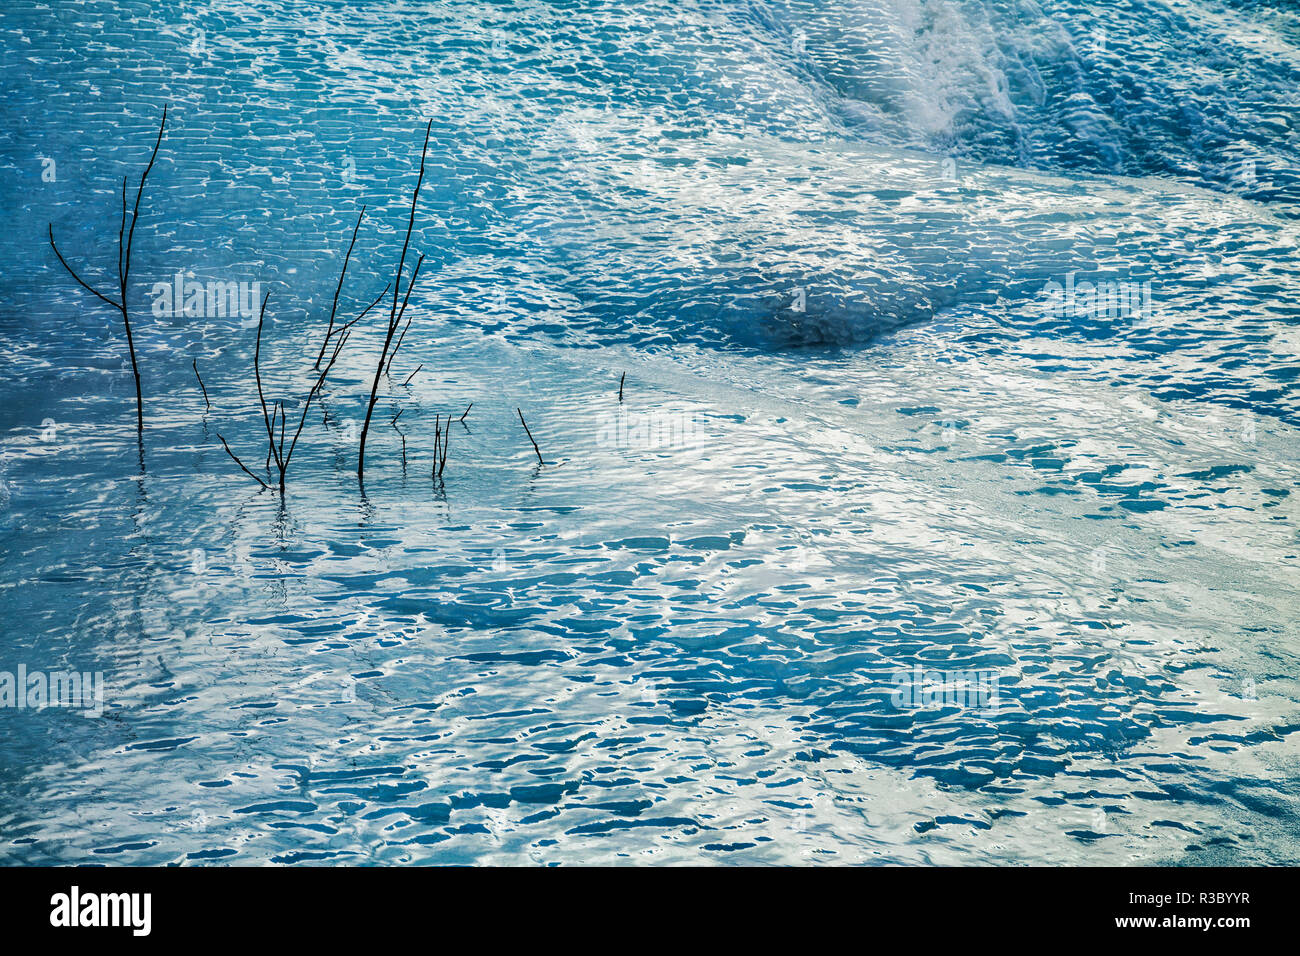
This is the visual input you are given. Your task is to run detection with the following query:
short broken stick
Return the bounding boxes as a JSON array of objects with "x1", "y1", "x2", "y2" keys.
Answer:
[
  {"x1": 193, "y1": 358, "x2": 210, "y2": 410},
  {"x1": 517, "y1": 408, "x2": 543, "y2": 466}
]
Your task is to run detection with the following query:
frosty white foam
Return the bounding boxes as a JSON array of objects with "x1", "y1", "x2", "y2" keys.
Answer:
[{"x1": 49, "y1": 887, "x2": 151, "y2": 936}]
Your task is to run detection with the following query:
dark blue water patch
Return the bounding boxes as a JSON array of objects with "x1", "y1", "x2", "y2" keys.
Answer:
[
  {"x1": 186, "y1": 847, "x2": 238, "y2": 860},
  {"x1": 124, "y1": 736, "x2": 199, "y2": 752},
  {"x1": 233, "y1": 800, "x2": 318, "y2": 815},
  {"x1": 92, "y1": 841, "x2": 157, "y2": 855},
  {"x1": 270, "y1": 850, "x2": 346, "y2": 864}
]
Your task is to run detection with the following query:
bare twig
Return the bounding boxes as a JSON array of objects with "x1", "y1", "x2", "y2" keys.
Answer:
[
  {"x1": 48, "y1": 104, "x2": 168, "y2": 436},
  {"x1": 124, "y1": 106, "x2": 167, "y2": 291},
  {"x1": 460, "y1": 402, "x2": 472, "y2": 422},
  {"x1": 358, "y1": 120, "x2": 432, "y2": 482},
  {"x1": 432, "y1": 413, "x2": 442, "y2": 480},
  {"x1": 218, "y1": 433, "x2": 267, "y2": 488},
  {"x1": 440, "y1": 411, "x2": 451, "y2": 476},
  {"x1": 385, "y1": 254, "x2": 424, "y2": 374},
  {"x1": 619, "y1": 372, "x2": 625, "y2": 403},
  {"x1": 345, "y1": 285, "x2": 392, "y2": 335},
  {"x1": 386, "y1": 314, "x2": 413, "y2": 375},
  {"x1": 253, "y1": 291, "x2": 279, "y2": 474},
  {"x1": 48, "y1": 228, "x2": 120, "y2": 309},
  {"x1": 315, "y1": 206, "x2": 366, "y2": 369},
  {"x1": 193, "y1": 358, "x2": 210, "y2": 410},
  {"x1": 431, "y1": 411, "x2": 452, "y2": 480},
  {"x1": 517, "y1": 408, "x2": 543, "y2": 465},
  {"x1": 277, "y1": 400, "x2": 285, "y2": 457},
  {"x1": 117, "y1": 177, "x2": 126, "y2": 285},
  {"x1": 280, "y1": 320, "x2": 352, "y2": 480},
  {"x1": 401, "y1": 364, "x2": 422, "y2": 387},
  {"x1": 389, "y1": 409, "x2": 407, "y2": 468}
]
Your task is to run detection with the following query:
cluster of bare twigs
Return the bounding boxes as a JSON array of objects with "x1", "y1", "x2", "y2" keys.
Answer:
[
  {"x1": 217, "y1": 284, "x2": 380, "y2": 493},
  {"x1": 432, "y1": 412, "x2": 452, "y2": 480},
  {"x1": 49, "y1": 110, "x2": 562, "y2": 493}
]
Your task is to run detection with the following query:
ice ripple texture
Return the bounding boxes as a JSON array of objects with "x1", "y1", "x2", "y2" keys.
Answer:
[{"x1": 0, "y1": 0, "x2": 1297, "y2": 864}]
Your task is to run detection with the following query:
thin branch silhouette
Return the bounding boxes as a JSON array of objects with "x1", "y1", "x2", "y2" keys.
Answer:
[
  {"x1": 314, "y1": 205, "x2": 366, "y2": 370},
  {"x1": 358, "y1": 120, "x2": 432, "y2": 482},
  {"x1": 432, "y1": 411, "x2": 452, "y2": 480},
  {"x1": 218, "y1": 434, "x2": 267, "y2": 489},
  {"x1": 48, "y1": 104, "x2": 168, "y2": 436},
  {"x1": 391, "y1": 408, "x2": 407, "y2": 469},
  {"x1": 193, "y1": 358, "x2": 210, "y2": 410},
  {"x1": 220, "y1": 284, "x2": 372, "y2": 493},
  {"x1": 517, "y1": 407, "x2": 543, "y2": 465}
]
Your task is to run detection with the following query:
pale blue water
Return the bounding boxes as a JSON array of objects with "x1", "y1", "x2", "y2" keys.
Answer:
[{"x1": 0, "y1": 0, "x2": 1298, "y2": 864}]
